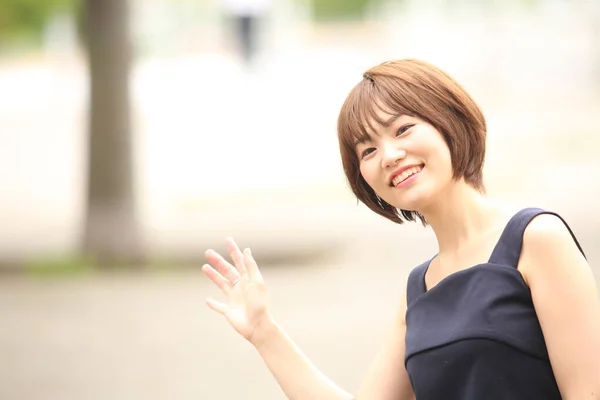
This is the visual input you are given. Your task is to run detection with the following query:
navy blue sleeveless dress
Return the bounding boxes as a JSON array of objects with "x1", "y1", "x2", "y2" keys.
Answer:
[{"x1": 404, "y1": 208, "x2": 586, "y2": 399}]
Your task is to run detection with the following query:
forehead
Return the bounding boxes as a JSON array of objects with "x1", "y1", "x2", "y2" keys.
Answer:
[
  {"x1": 370, "y1": 107, "x2": 403, "y2": 131},
  {"x1": 354, "y1": 108, "x2": 407, "y2": 146},
  {"x1": 338, "y1": 79, "x2": 414, "y2": 152}
]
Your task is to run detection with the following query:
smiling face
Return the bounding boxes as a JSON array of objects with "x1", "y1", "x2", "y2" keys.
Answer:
[
  {"x1": 337, "y1": 59, "x2": 487, "y2": 224},
  {"x1": 356, "y1": 113, "x2": 454, "y2": 212}
]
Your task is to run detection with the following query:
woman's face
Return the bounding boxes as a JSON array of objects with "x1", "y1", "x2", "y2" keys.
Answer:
[{"x1": 356, "y1": 113, "x2": 454, "y2": 212}]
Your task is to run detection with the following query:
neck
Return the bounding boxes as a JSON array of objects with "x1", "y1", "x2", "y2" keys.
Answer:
[{"x1": 419, "y1": 181, "x2": 505, "y2": 255}]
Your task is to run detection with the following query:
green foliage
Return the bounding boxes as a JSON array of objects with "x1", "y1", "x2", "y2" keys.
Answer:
[
  {"x1": 484, "y1": 0, "x2": 539, "y2": 9},
  {"x1": 310, "y1": 0, "x2": 375, "y2": 21},
  {"x1": 0, "y1": 0, "x2": 80, "y2": 43},
  {"x1": 24, "y1": 254, "x2": 94, "y2": 277}
]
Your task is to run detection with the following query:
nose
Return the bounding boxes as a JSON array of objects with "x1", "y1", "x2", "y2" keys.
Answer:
[{"x1": 381, "y1": 142, "x2": 406, "y2": 168}]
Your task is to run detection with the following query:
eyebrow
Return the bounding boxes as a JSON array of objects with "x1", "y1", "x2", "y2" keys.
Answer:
[
  {"x1": 353, "y1": 114, "x2": 406, "y2": 147},
  {"x1": 384, "y1": 114, "x2": 401, "y2": 126},
  {"x1": 353, "y1": 136, "x2": 370, "y2": 147}
]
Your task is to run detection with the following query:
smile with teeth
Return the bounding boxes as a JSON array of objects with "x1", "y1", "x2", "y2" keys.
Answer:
[{"x1": 392, "y1": 165, "x2": 423, "y2": 186}]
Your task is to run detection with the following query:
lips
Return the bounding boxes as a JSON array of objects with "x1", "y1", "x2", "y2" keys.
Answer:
[{"x1": 389, "y1": 164, "x2": 424, "y2": 187}]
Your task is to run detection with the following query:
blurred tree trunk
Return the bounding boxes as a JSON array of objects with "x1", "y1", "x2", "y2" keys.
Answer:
[{"x1": 82, "y1": 0, "x2": 142, "y2": 266}]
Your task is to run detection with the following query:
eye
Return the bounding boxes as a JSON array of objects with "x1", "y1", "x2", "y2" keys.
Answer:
[
  {"x1": 396, "y1": 124, "x2": 414, "y2": 136},
  {"x1": 360, "y1": 147, "x2": 375, "y2": 159}
]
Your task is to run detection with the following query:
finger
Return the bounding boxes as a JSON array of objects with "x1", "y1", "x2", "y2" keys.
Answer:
[
  {"x1": 202, "y1": 264, "x2": 232, "y2": 294},
  {"x1": 205, "y1": 249, "x2": 240, "y2": 283},
  {"x1": 225, "y1": 237, "x2": 248, "y2": 277},
  {"x1": 243, "y1": 247, "x2": 262, "y2": 280},
  {"x1": 206, "y1": 298, "x2": 229, "y2": 315}
]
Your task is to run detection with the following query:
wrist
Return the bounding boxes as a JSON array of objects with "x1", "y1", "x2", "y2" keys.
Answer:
[{"x1": 249, "y1": 313, "x2": 279, "y2": 352}]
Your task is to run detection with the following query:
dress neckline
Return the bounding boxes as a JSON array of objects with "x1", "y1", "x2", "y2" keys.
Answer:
[{"x1": 420, "y1": 208, "x2": 526, "y2": 294}]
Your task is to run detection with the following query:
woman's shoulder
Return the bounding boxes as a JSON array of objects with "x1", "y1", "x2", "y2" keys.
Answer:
[
  {"x1": 517, "y1": 207, "x2": 587, "y2": 284},
  {"x1": 521, "y1": 211, "x2": 585, "y2": 257},
  {"x1": 496, "y1": 203, "x2": 584, "y2": 255},
  {"x1": 493, "y1": 202, "x2": 575, "y2": 239},
  {"x1": 500, "y1": 204, "x2": 581, "y2": 247}
]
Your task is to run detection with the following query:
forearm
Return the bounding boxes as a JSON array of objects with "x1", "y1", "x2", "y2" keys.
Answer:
[{"x1": 254, "y1": 320, "x2": 353, "y2": 400}]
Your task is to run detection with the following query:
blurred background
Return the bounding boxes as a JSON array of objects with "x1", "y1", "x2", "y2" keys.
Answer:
[{"x1": 0, "y1": 0, "x2": 598, "y2": 398}]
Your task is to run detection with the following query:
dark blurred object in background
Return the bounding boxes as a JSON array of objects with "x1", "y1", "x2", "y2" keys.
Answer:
[{"x1": 220, "y1": 0, "x2": 272, "y2": 67}]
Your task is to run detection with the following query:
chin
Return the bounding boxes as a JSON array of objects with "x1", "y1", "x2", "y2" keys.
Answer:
[
  {"x1": 389, "y1": 189, "x2": 434, "y2": 213},
  {"x1": 389, "y1": 198, "x2": 424, "y2": 213}
]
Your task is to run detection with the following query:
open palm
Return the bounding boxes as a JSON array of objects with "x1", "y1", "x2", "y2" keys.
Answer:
[{"x1": 202, "y1": 238, "x2": 271, "y2": 343}]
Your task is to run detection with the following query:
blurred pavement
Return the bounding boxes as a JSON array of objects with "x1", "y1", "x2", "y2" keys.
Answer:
[{"x1": 0, "y1": 222, "x2": 598, "y2": 399}]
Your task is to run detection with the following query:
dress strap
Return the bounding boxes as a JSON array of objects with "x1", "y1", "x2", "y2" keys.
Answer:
[
  {"x1": 488, "y1": 207, "x2": 586, "y2": 268},
  {"x1": 406, "y1": 258, "x2": 432, "y2": 306}
]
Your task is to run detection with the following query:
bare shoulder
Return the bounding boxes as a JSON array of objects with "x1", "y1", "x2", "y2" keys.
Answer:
[
  {"x1": 518, "y1": 212, "x2": 600, "y2": 397},
  {"x1": 521, "y1": 212, "x2": 585, "y2": 260},
  {"x1": 523, "y1": 212, "x2": 577, "y2": 242},
  {"x1": 519, "y1": 212, "x2": 588, "y2": 284}
]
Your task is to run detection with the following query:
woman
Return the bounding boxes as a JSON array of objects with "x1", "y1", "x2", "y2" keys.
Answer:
[{"x1": 202, "y1": 59, "x2": 600, "y2": 399}]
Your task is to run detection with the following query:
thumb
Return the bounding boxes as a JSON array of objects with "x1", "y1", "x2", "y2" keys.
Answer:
[{"x1": 206, "y1": 298, "x2": 229, "y2": 315}]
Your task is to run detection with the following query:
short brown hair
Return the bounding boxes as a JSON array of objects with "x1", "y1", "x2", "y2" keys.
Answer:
[{"x1": 337, "y1": 59, "x2": 487, "y2": 225}]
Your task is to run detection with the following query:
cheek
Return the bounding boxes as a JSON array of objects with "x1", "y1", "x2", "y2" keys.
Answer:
[
  {"x1": 440, "y1": 149, "x2": 454, "y2": 176},
  {"x1": 358, "y1": 165, "x2": 371, "y2": 186},
  {"x1": 427, "y1": 142, "x2": 453, "y2": 173},
  {"x1": 359, "y1": 163, "x2": 380, "y2": 190},
  {"x1": 429, "y1": 155, "x2": 454, "y2": 188}
]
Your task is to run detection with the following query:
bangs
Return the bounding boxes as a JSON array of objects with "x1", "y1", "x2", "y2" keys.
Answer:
[{"x1": 338, "y1": 77, "x2": 413, "y2": 154}]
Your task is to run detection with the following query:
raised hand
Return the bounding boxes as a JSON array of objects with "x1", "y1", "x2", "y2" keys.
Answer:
[{"x1": 202, "y1": 237, "x2": 273, "y2": 345}]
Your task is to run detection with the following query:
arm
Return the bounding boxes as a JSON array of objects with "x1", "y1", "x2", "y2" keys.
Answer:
[
  {"x1": 252, "y1": 319, "x2": 354, "y2": 400},
  {"x1": 255, "y1": 282, "x2": 415, "y2": 400},
  {"x1": 203, "y1": 238, "x2": 415, "y2": 400},
  {"x1": 354, "y1": 286, "x2": 415, "y2": 400},
  {"x1": 519, "y1": 214, "x2": 600, "y2": 399}
]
